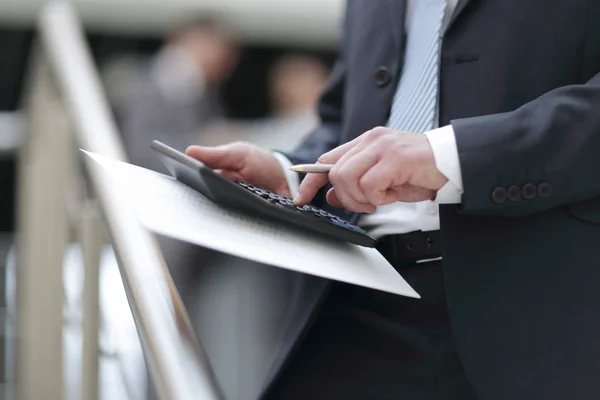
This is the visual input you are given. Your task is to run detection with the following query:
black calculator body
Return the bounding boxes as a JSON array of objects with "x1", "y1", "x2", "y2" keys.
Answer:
[{"x1": 151, "y1": 140, "x2": 376, "y2": 247}]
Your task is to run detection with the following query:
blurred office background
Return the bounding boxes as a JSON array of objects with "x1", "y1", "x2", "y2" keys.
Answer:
[{"x1": 0, "y1": 0, "x2": 342, "y2": 399}]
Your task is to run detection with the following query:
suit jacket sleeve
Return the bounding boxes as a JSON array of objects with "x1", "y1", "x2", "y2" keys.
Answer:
[
  {"x1": 283, "y1": 63, "x2": 345, "y2": 166},
  {"x1": 453, "y1": 70, "x2": 600, "y2": 216},
  {"x1": 282, "y1": 20, "x2": 347, "y2": 166}
]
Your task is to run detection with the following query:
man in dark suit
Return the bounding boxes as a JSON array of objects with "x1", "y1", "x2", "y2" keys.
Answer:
[{"x1": 186, "y1": 0, "x2": 600, "y2": 399}]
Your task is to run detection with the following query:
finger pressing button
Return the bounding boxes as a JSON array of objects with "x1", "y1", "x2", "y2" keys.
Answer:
[
  {"x1": 522, "y1": 183, "x2": 537, "y2": 199},
  {"x1": 538, "y1": 182, "x2": 553, "y2": 198},
  {"x1": 507, "y1": 185, "x2": 522, "y2": 201},
  {"x1": 492, "y1": 187, "x2": 507, "y2": 204}
]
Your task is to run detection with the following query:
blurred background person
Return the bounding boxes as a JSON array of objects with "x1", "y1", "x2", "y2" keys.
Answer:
[
  {"x1": 103, "y1": 16, "x2": 239, "y2": 172},
  {"x1": 204, "y1": 53, "x2": 329, "y2": 151}
]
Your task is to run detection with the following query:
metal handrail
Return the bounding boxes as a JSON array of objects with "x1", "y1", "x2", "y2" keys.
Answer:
[{"x1": 32, "y1": 2, "x2": 223, "y2": 399}]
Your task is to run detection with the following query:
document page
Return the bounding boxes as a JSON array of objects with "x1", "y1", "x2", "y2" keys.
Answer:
[{"x1": 85, "y1": 152, "x2": 419, "y2": 298}]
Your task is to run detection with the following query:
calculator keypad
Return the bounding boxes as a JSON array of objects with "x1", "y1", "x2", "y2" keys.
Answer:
[{"x1": 234, "y1": 181, "x2": 367, "y2": 234}]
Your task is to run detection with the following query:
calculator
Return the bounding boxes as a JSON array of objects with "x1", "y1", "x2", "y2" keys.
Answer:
[{"x1": 151, "y1": 140, "x2": 376, "y2": 247}]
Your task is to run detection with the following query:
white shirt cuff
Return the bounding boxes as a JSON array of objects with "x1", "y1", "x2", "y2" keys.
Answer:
[
  {"x1": 272, "y1": 152, "x2": 300, "y2": 198},
  {"x1": 424, "y1": 125, "x2": 463, "y2": 204}
]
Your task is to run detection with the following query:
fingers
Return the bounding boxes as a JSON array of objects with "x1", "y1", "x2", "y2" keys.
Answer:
[
  {"x1": 215, "y1": 169, "x2": 245, "y2": 181},
  {"x1": 329, "y1": 148, "x2": 379, "y2": 208},
  {"x1": 293, "y1": 142, "x2": 361, "y2": 206},
  {"x1": 358, "y1": 161, "x2": 398, "y2": 206},
  {"x1": 294, "y1": 131, "x2": 378, "y2": 205},
  {"x1": 329, "y1": 184, "x2": 434, "y2": 213},
  {"x1": 316, "y1": 134, "x2": 364, "y2": 164},
  {"x1": 294, "y1": 127, "x2": 438, "y2": 210},
  {"x1": 185, "y1": 142, "x2": 249, "y2": 171},
  {"x1": 326, "y1": 189, "x2": 376, "y2": 213},
  {"x1": 294, "y1": 173, "x2": 329, "y2": 205},
  {"x1": 391, "y1": 185, "x2": 436, "y2": 202},
  {"x1": 326, "y1": 151, "x2": 433, "y2": 211},
  {"x1": 319, "y1": 126, "x2": 390, "y2": 165}
]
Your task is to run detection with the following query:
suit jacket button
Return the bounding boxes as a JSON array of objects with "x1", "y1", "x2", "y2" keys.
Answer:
[
  {"x1": 507, "y1": 185, "x2": 522, "y2": 201},
  {"x1": 522, "y1": 183, "x2": 537, "y2": 199},
  {"x1": 374, "y1": 66, "x2": 392, "y2": 87},
  {"x1": 492, "y1": 187, "x2": 507, "y2": 204},
  {"x1": 538, "y1": 182, "x2": 553, "y2": 198}
]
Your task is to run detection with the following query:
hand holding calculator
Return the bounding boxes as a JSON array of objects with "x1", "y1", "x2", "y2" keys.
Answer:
[{"x1": 151, "y1": 140, "x2": 376, "y2": 247}]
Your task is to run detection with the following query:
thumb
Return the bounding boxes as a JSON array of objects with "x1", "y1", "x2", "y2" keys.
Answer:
[{"x1": 185, "y1": 143, "x2": 247, "y2": 171}]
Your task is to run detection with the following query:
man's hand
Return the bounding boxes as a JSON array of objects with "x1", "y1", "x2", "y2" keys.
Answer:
[
  {"x1": 294, "y1": 127, "x2": 448, "y2": 213},
  {"x1": 186, "y1": 142, "x2": 291, "y2": 196}
]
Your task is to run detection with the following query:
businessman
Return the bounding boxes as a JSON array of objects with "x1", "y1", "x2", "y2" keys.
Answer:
[{"x1": 187, "y1": 0, "x2": 600, "y2": 399}]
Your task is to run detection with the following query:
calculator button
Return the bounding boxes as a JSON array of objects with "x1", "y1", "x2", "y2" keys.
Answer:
[
  {"x1": 331, "y1": 219, "x2": 348, "y2": 228},
  {"x1": 235, "y1": 180, "x2": 370, "y2": 240}
]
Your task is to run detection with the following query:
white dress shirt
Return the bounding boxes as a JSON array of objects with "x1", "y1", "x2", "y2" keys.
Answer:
[{"x1": 276, "y1": 0, "x2": 463, "y2": 239}]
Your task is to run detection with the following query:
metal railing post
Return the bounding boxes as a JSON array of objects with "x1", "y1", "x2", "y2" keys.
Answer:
[
  {"x1": 80, "y1": 200, "x2": 103, "y2": 400},
  {"x1": 15, "y1": 59, "x2": 71, "y2": 400},
  {"x1": 14, "y1": 2, "x2": 226, "y2": 399}
]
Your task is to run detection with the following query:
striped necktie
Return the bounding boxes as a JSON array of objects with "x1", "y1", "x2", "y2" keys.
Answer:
[{"x1": 387, "y1": 0, "x2": 447, "y2": 133}]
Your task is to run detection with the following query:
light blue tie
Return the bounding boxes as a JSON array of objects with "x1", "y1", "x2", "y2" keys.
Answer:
[{"x1": 387, "y1": 0, "x2": 447, "y2": 133}]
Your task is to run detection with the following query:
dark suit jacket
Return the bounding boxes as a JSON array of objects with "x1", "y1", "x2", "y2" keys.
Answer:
[{"x1": 262, "y1": 1, "x2": 600, "y2": 399}]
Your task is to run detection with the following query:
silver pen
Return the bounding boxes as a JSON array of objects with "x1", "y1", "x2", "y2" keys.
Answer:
[{"x1": 289, "y1": 164, "x2": 335, "y2": 173}]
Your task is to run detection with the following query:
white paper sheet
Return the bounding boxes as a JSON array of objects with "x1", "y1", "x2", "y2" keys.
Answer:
[{"x1": 84, "y1": 151, "x2": 419, "y2": 298}]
